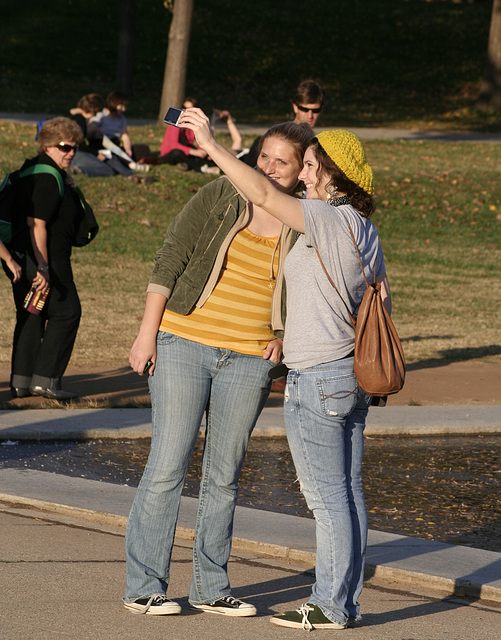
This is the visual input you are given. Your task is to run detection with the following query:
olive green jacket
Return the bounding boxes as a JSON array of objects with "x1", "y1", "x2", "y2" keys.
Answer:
[{"x1": 147, "y1": 176, "x2": 297, "y2": 337}]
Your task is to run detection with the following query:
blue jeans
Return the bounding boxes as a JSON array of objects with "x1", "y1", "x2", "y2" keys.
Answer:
[
  {"x1": 124, "y1": 332, "x2": 274, "y2": 604},
  {"x1": 73, "y1": 151, "x2": 133, "y2": 177},
  {"x1": 284, "y1": 357, "x2": 371, "y2": 625},
  {"x1": 73, "y1": 151, "x2": 115, "y2": 177}
]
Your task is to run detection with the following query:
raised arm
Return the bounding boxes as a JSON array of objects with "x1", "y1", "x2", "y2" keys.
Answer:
[
  {"x1": 180, "y1": 108, "x2": 306, "y2": 233},
  {"x1": 223, "y1": 112, "x2": 242, "y2": 152}
]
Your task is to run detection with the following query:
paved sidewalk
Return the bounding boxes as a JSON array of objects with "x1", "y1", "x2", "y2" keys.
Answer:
[
  {"x1": 2, "y1": 112, "x2": 501, "y2": 143},
  {"x1": 0, "y1": 467, "x2": 500, "y2": 608},
  {"x1": 1, "y1": 508, "x2": 500, "y2": 640}
]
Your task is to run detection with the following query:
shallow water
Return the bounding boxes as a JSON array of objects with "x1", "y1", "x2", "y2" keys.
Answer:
[{"x1": 1, "y1": 435, "x2": 499, "y2": 551}]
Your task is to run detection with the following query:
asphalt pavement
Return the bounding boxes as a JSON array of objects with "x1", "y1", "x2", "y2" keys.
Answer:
[{"x1": 1, "y1": 505, "x2": 500, "y2": 640}]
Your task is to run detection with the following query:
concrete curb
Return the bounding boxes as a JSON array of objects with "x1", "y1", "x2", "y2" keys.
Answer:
[
  {"x1": 1, "y1": 490, "x2": 499, "y2": 605},
  {"x1": 1, "y1": 405, "x2": 500, "y2": 441}
]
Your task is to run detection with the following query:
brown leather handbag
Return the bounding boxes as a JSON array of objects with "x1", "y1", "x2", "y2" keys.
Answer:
[{"x1": 315, "y1": 225, "x2": 405, "y2": 397}]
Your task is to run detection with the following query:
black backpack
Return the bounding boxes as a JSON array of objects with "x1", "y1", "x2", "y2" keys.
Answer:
[{"x1": 0, "y1": 164, "x2": 64, "y2": 247}]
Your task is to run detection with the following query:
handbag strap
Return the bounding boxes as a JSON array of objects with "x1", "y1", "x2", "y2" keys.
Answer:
[
  {"x1": 345, "y1": 221, "x2": 374, "y2": 288},
  {"x1": 315, "y1": 248, "x2": 356, "y2": 327},
  {"x1": 315, "y1": 215, "x2": 377, "y2": 327}
]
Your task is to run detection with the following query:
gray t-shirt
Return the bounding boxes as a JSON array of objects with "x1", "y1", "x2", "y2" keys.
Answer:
[{"x1": 283, "y1": 199, "x2": 386, "y2": 369}]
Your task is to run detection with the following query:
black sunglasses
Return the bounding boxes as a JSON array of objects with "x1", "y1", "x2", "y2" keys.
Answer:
[
  {"x1": 57, "y1": 142, "x2": 78, "y2": 153},
  {"x1": 296, "y1": 104, "x2": 322, "y2": 114}
]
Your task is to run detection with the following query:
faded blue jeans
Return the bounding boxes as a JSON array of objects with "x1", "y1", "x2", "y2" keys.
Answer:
[
  {"x1": 73, "y1": 150, "x2": 134, "y2": 177},
  {"x1": 284, "y1": 357, "x2": 371, "y2": 626},
  {"x1": 124, "y1": 332, "x2": 274, "y2": 605}
]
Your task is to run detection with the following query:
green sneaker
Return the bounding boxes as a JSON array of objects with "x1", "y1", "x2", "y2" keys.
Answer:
[
  {"x1": 270, "y1": 603, "x2": 346, "y2": 630},
  {"x1": 347, "y1": 615, "x2": 362, "y2": 628}
]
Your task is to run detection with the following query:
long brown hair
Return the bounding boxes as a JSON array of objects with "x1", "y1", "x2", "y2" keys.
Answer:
[
  {"x1": 309, "y1": 138, "x2": 376, "y2": 218},
  {"x1": 106, "y1": 91, "x2": 129, "y2": 116}
]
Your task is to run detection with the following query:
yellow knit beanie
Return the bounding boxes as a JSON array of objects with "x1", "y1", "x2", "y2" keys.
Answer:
[{"x1": 315, "y1": 130, "x2": 374, "y2": 195}]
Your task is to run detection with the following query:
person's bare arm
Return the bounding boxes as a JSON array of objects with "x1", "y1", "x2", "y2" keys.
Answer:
[
  {"x1": 129, "y1": 292, "x2": 167, "y2": 375},
  {"x1": 121, "y1": 131, "x2": 133, "y2": 157},
  {"x1": 27, "y1": 217, "x2": 50, "y2": 292},
  {"x1": 0, "y1": 241, "x2": 21, "y2": 282},
  {"x1": 376, "y1": 274, "x2": 392, "y2": 316},
  {"x1": 225, "y1": 113, "x2": 242, "y2": 151},
  {"x1": 189, "y1": 147, "x2": 208, "y2": 159}
]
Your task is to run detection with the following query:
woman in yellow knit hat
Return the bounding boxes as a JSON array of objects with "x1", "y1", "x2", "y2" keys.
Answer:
[{"x1": 180, "y1": 110, "x2": 392, "y2": 631}]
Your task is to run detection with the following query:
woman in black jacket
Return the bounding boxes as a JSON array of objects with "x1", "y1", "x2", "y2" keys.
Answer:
[{"x1": 9, "y1": 117, "x2": 91, "y2": 400}]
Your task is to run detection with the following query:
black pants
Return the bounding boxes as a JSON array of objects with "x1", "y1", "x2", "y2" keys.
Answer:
[
  {"x1": 8, "y1": 255, "x2": 81, "y2": 389},
  {"x1": 158, "y1": 148, "x2": 206, "y2": 171}
]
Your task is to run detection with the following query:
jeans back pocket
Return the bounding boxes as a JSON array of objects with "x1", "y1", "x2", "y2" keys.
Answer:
[{"x1": 315, "y1": 373, "x2": 358, "y2": 418}]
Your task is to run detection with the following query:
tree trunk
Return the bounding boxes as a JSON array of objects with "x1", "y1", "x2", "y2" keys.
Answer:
[
  {"x1": 477, "y1": 0, "x2": 501, "y2": 110},
  {"x1": 116, "y1": 0, "x2": 135, "y2": 96},
  {"x1": 158, "y1": 0, "x2": 194, "y2": 124}
]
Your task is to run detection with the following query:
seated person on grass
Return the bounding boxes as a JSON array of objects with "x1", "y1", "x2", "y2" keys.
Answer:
[{"x1": 159, "y1": 98, "x2": 242, "y2": 175}]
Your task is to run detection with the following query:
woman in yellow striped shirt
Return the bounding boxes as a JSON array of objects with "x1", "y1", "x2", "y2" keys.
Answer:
[{"x1": 124, "y1": 122, "x2": 313, "y2": 617}]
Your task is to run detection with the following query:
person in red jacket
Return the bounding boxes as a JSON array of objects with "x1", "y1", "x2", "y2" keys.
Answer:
[
  {"x1": 159, "y1": 98, "x2": 210, "y2": 171},
  {"x1": 159, "y1": 98, "x2": 242, "y2": 175}
]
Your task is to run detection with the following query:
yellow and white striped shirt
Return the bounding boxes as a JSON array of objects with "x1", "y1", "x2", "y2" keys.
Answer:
[{"x1": 160, "y1": 227, "x2": 280, "y2": 356}]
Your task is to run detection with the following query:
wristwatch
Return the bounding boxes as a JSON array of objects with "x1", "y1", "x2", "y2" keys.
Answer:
[{"x1": 38, "y1": 265, "x2": 49, "y2": 273}]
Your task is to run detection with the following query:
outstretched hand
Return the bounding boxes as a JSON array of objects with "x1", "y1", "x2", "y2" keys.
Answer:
[{"x1": 178, "y1": 108, "x2": 216, "y2": 153}]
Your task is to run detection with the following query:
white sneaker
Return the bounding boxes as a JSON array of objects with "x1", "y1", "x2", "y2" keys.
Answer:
[
  {"x1": 200, "y1": 164, "x2": 221, "y2": 175},
  {"x1": 124, "y1": 594, "x2": 181, "y2": 615},
  {"x1": 190, "y1": 595, "x2": 256, "y2": 617},
  {"x1": 129, "y1": 161, "x2": 150, "y2": 172}
]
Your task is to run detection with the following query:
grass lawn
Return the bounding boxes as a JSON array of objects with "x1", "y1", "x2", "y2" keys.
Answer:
[{"x1": 0, "y1": 122, "x2": 500, "y2": 372}]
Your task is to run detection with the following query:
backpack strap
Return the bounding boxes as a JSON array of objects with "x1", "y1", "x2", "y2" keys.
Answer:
[
  {"x1": 18, "y1": 164, "x2": 65, "y2": 199},
  {"x1": 73, "y1": 185, "x2": 86, "y2": 210},
  {"x1": 0, "y1": 173, "x2": 10, "y2": 191}
]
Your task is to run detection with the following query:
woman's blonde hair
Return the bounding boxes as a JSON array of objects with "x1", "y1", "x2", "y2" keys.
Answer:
[{"x1": 38, "y1": 117, "x2": 83, "y2": 154}]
